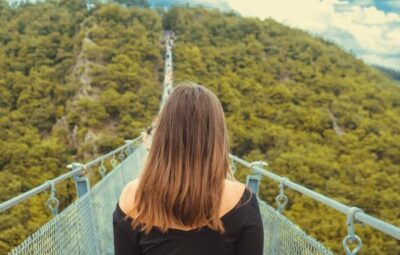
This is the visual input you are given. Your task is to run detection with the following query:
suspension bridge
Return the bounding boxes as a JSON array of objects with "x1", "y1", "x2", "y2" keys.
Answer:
[{"x1": 1, "y1": 32, "x2": 399, "y2": 255}]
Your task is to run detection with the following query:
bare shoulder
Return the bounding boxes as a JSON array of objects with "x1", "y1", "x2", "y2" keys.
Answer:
[
  {"x1": 220, "y1": 179, "x2": 246, "y2": 216},
  {"x1": 224, "y1": 179, "x2": 246, "y2": 194},
  {"x1": 118, "y1": 179, "x2": 140, "y2": 214}
]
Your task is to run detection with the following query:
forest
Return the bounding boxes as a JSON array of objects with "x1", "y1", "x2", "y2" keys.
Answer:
[
  {"x1": 373, "y1": 65, "x2": 400, "y2": 82},
  {"x1": 0, "y1": 1, "x2": 399, "y2": 254}
]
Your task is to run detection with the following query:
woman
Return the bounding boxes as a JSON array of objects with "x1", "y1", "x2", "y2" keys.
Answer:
[{"x1": 113, "y1": 84, "x2": 264, "y2": 255}]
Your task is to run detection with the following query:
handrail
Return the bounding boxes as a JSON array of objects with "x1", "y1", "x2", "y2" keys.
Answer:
[
  {"x1": 229, "y1": 154, "x2": 400, "y2": 240},
  {"x1": 0, "y1": 137, "x2": 142, "y2": 213}
]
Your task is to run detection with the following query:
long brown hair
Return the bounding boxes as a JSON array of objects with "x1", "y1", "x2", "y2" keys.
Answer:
[{"x1": 130, "y1": 83, "x2": 231, "y2": 234}]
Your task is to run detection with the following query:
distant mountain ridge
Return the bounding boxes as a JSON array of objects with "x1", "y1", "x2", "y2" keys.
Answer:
[
  {"x1": 7, "y1": 0, "x2": 233, "y2": 11},
  {"x1": 373, "y1": 65, "x2": 400, "y2": 83},
  {"x1": 148, "y1": 0, "x2": 231, "y2": 11}
]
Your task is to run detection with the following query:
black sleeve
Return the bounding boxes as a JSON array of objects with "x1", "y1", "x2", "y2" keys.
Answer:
[
  {"x1": 234, "y1": 191, "x2": 264, "y2": 255},
  {"x1": 113, "y1": 210, "x2": 142, "y2": 255}
]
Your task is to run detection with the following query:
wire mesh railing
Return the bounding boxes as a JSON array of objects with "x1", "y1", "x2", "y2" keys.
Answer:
[
  {"x1": 259, "y1": 201, "x2": 333, "y2": 255},
  {"x1": 6, "y1": 141, "x2": 336, "y2": 255},
  {"x1": 229, "y1": 155, "x2": 400, "y2": 255},
  {"x1": 7, "y1": 142, "x2": 147, "y2": 255}
]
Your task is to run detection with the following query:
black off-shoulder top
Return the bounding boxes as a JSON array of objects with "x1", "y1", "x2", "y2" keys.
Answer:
[{"x1": 112, "y1": 187, "x2": 264, "y2": 255}]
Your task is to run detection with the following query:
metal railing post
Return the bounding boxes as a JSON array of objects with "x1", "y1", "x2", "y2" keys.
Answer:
[
  {"x1": 74, "y1": 175, "x2": 90, "y2": 197},
  {"x1": 68, "y1": 162, "x2": 101, "y2": 255},
  {"x1": 69, "y1": 163, "x2": 89, "y2": 198},
  {"x1": 246, "y1": 161, "x2": 268, "y2": 196},
  {"x1": 246, "y1": 175, "x2": 261, "y2": 196}
]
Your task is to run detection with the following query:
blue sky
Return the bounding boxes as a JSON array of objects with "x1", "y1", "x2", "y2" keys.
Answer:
[{"x1": 226, "y1": 0, "x2": 400, "y2": 70}]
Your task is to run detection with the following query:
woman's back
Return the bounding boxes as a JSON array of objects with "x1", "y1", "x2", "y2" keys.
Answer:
[
  {"x1": 113, "y1": 180, "x2": 263, "y2": 255},
  {"x1": 112, "y1": 84, "x2": 264, "y2": 254}
]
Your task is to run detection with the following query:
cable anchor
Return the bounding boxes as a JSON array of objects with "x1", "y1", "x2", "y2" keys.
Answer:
[
  {"x1": 119, "y1": 148, "x2": 125, "y2": 161},
  {"x1": 343, "y1": 207, "x2": 363, "y2": 255},
  {"x1": 98, "y1": 159, "x2": 107, "y2": 177},
  {"x1": 110, "y1": 154, "x2": 118, "y2": 169},
  {"x1": 67, "y1": 163, "x2": 86, "y2": 176},
  {"x1": 276, "y1": 177, "x2": 289, "y2": 214},
  {"x1": 249, "y1": 161, "x2": 268, "y2": 170},
  {"x1": 45, "y1": 180, "x2": 59, "y2": 216},
  {"x1": 125, "y1": 140, "x2": 134, "y2": 155}
]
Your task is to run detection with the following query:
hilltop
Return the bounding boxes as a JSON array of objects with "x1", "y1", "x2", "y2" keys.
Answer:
[{"x1": 149, "y1": 0, "x2": 231, "y2": 11}]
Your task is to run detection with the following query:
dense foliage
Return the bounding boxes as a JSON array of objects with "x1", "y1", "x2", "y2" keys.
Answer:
[
  {"x1": 164, "y1": 8, "x2": 400, "y2": 254},
  {"x1": 0, "y1": 1, "x2": 162, "y2": 252},
  {"x1": 0, "y1": 1, "x2": 399, "y2": 254}
]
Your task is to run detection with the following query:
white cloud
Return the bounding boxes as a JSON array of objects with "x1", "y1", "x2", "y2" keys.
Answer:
[
  {"x1": 356, "y1": 6, "x2": 399, "y2": 25},
  {"x1": 227, "y1": 0, "x2": 335, "y2": 32},
  {"x1": 225, "y1": 0, "x2": 400, "y2": 70}
]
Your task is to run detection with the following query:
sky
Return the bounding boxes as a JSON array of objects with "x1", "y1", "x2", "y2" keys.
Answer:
[{"x1": 225, "y1": 0, "x2": 400, "y2": 70}]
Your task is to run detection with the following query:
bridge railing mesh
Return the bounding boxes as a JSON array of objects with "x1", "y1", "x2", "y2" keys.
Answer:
[
  {"x1": 9, "y1": 143, "x2": 332, "y2": 255},
  {"x1": 9, "y1": 144, "x2": 147, "y2": 255},
  {"x1": 259, "y1": 201, "x2": 333, "y2": 255}
]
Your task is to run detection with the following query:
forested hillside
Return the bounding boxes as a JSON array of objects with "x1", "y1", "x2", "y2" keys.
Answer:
[
  {"x1": 1, "y1": 1, "x2": 399, "y2": 254},
  {"x1": 164, "y1": 8, "x2": 400, "y2": 254},
  {"x1": 0, "y1": 1, "x2": 162, "y2": 252}
]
